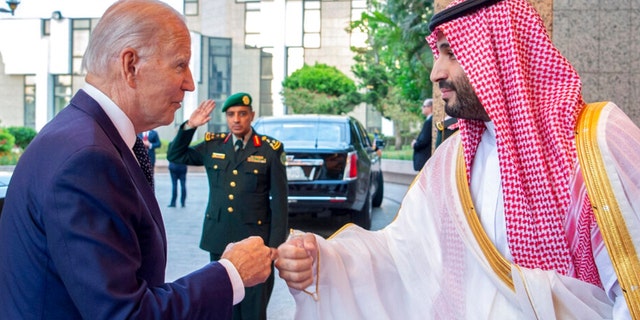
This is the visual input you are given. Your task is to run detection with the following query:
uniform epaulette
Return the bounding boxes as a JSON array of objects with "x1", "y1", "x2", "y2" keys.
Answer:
[
  {"x1": 261, "y1": 136, "x2": 282, "y2": 151},
  {"x1": 204, "y1": 132, "x2": 227, "y2": 142}
]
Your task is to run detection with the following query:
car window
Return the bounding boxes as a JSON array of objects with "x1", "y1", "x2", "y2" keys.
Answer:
[
  {"x1": 256, "y1": 120, "x2": 348, "y2": 148},
  {"x1": 354, "y1": 120, "x2": 372, "y2": 148}
]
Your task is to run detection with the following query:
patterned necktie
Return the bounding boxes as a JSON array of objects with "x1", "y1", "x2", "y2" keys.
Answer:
[{"x1": 133, "y1": 137, "x2": 154, "y2": 188}]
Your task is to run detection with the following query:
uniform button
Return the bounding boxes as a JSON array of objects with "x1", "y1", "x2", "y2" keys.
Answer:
[
  {"x1": 228, "y1": 194, "x2": 234, "y2": 200},
  {"x1": 228, "y1": 207, "x2": 234, "y2": 213},
  {"x1": 230, "y1": 181, "x2": 236, "y2": 187},
  {"x1": 206, "y1": 214, "x2": 211, "y2": 219},
  {"x1": 257, "y1": 220, "x2": 262, "y2": 225},
  {"x1": 253, "y1": 169, "x2": 258, "y2": 174},
  {"x1": 213, "y1": 164, "x2": 218, "y2": 169},
  {"x1": 232, "y1": 169, "x2": 238, "y2": 175}
]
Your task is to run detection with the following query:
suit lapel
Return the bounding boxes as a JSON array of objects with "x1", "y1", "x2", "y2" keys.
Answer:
[{"x1": 70, "y1": 90, "x2": 166, "y2": 238}]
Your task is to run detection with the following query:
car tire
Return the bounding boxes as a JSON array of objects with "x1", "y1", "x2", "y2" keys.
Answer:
[
  {"x1": 372, "y1": 171, "x2": 384, "y2": 208},
  {"x1": 352, "y1": 188, "x2": 372, "y2": 230}
]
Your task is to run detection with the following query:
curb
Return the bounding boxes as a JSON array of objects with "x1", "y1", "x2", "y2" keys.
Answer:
[{"x1": 156, "y1": 159, "x2": 416, "y2": 186}]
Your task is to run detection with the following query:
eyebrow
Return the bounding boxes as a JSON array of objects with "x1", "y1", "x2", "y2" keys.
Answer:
[{"x1": 438, "y1": 42, "x2": 451, "y2": 50}]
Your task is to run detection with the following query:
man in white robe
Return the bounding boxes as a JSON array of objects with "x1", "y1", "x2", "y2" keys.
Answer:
[{"x1": 274, "y1": 0, "x2": 640, "y2": 318}]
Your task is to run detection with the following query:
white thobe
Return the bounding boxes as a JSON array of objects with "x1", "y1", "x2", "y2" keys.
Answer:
[{"x1": 289, "y1": 102, "x2": 637, "y2": 319}]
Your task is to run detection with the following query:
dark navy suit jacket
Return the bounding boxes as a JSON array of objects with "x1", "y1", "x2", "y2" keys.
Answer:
[
  {"x1": 138, "y1": 129, "x2": 161, "y2": 166},
  {"x1": 412, "y1": 115, "x2": 433, "y2": 171},
  {"x1": 0, "y1": 90, "x2": 233, "y2": 319}
]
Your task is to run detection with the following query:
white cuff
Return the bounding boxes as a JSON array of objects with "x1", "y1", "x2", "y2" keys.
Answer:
[{"x1": 218, "y1": 258, "x2": 245, "y2": 305}]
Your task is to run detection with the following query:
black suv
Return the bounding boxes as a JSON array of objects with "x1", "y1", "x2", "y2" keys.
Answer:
[{"x1": 253, "y1": 114, "x2": 383, "y2": 229}]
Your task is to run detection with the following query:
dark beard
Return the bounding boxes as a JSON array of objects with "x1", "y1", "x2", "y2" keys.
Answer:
[{"x1": 439, "y1": 77, "x2": 489, "y2": 121}]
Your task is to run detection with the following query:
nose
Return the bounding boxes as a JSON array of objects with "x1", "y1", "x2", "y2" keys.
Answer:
[
  {"x1": 183, "y1": 67, "x2": 195, "y2": 92},
  {"x1": 430, "y1": 56, "x2": 447, "y2": 83}
]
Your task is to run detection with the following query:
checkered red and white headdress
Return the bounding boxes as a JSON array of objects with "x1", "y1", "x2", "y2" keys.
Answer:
[{"x1": 427, "y1": 0, "x2": 600, "y2": 284}]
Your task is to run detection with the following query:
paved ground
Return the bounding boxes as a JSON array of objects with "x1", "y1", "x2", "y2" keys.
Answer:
[{"x1": 155, "y1": 170, "x2": 409, "y2": 319}]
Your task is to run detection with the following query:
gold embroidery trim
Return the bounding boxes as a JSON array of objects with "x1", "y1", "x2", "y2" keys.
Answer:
[
  {"x1": 576, "y1": 102, "x2": 640, "y2": 319},
  {"x1": 456, "y1": 144, "x2": 514, "y2": 290}
]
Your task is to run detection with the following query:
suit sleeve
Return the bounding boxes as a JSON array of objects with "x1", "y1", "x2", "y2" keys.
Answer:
[
  {"x1": 47, "y1": 146, "x2": 232, "y2": 319},
  {"x1": 268, "y1": 144, "x2": 288, "y2": 248},
  {"x1": 167, "y1": 122, "x2": 205, "y2": 166}
]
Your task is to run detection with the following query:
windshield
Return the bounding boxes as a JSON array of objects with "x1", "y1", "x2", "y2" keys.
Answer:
[{"x1": 256, "y1": 120, "x2": 348, "y2": 149}]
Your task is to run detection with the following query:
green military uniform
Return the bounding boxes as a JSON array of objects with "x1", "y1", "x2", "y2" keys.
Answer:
[{"x1": 167, "y1": 94, "x2": 288, "y2": 320}]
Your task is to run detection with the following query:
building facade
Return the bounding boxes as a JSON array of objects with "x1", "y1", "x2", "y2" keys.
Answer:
[
  {"x1": 0, "y1": 0, "x2": 382, "y2": 141},
  {"x1": 1, "y1": 0, "x2": 638, "y2": 142}
]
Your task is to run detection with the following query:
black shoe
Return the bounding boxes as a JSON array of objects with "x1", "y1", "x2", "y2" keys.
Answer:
[
  {"x1": 181, "y1": 204, "x2": 185, "y2": 208},
  {"x1": 168, "y1": 204, "x2": 176, "y2": 208}
]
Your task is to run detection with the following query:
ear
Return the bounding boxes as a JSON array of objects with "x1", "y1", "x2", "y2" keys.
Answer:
[{"x1": 121, "y1": 48, "x2": 138, "y2": 88}]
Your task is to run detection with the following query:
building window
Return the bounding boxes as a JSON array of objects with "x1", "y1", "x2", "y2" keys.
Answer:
[
  {"x1": 207, "y1": 37, "x2": 232, "y2": 131},
  {"x1": 41, "y1": 19, "x2": 50, "y2": 36},
  {"x1": 260, "y1": 48, "x2": 274, "y2": 116},
  {"x1": 244, "y1": 2, "x2": 261, "y2": 48},
  {"x1": 184, "y1": 0, "x2": 199, "y2": 16},
  {"x1": 72, "y1": 19, "x2": 92, "y2": 75},
  {"x1": 24, "y1": 75, "x2": 36, "y2": 129},
  {"x1": 303, "y1": 0, "x2": 321, "y2": 48},
  {"x1": 208, "y1": 37, "x2": 231, "y2": 101},
  {"x1": 53, "y1": 75, "x2": 72, "y2": 117}
]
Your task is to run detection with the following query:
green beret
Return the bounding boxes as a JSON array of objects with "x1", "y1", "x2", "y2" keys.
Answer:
[{"x1": 222, "y1": 92, "x2": 252, "y2": 112}]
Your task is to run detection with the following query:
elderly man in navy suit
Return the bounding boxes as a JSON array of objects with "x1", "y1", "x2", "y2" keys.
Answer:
[{"x1": 0, "y1": 1, "x2": 274, "y2": 319}]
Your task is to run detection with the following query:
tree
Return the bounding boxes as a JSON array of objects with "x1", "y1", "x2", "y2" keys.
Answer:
[
  {"x1": 281, "y1": 63, "x2": 360, "y2": 115},
  {"x1": 349, "y1": 0, "x2": 434, "y2": 149}
]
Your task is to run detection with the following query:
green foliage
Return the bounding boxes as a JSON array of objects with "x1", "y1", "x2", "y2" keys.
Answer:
[
  {"x1": 282, "y1": 63, "x2": 360, "y2": 114},
  {"x1": 6, "y1": 126, "x2": 37, "y2": 150},
  {"x1": 283, "y1": 63, "x2": 356, "y2": 96},
  {"x1": 281, "y1": 88, "x2": 360, "y2": 115},
  {"x1": 349, "y1": 0, "x2": 434, "y2": 117},
  {"x1": 0, "y1": 128, "x2": 16, "y2": 154},
  {"x1": 0, "y1": 152, "x2": 20, "y2": 165},
  {"x1": 157, "y1": 139, "x2": 170, "y2": 155},
  {"x1": 380, "y1": 145, "x2": 413, "y2": 160}
]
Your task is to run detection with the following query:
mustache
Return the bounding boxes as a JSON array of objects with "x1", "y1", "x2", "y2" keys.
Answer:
[{"x1": 438, "y1": 80, "x2": 455, "y2": 91}]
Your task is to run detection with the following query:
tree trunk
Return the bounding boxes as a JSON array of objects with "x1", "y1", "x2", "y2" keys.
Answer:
[{"x1": 393, "y1": 119, "x2": 402, "y2": 150}]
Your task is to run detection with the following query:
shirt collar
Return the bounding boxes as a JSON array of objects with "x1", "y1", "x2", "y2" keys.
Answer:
[
  {"x1": 233, "y1": 129, "x2": 254, "y2": 146},
  {"x1": 82, "y1": 84, "x2": 136, "y2": 149}
]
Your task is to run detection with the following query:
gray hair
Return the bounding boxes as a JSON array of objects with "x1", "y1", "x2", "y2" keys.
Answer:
[
  {"x1": 423, "y1": 98, "x2": 433, "y2": 107},
  {"x1": 82, "y1": 0, "x2": 185, "y2": 77}
]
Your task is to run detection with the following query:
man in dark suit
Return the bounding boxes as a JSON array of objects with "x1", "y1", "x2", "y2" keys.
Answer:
[
  {"x1": 412, "y1": 98, "x2": 434, "y2": 171},
  {"x1": 139, "y1": 129, "x2": 161, "y2": 170},
  {"x1": 0, "y1": 1, "x2": 273, "y2": 319},
  {"x1": 168, "y1": 92, "x2": 288, "y2": 320}
]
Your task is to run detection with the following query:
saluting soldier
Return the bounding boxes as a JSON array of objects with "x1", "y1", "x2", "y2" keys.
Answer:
[{"x1": 167, "y1": 92, "x2": 288, "y2": 320}]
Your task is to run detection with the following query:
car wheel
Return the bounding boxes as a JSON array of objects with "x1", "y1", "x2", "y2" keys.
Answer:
[
  {"x1": 372, "y1": 171, "x2": 384, "y2": 208},
  {"x1": 352, "y1": 189, "x2": 372, "y2": 230}
]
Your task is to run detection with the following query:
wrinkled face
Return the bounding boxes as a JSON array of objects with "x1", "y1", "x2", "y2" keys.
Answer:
[
  {"x1": 226, "y1": 106, "x2": 255, "y2": 137},
  {"x1": 134, "y1": 20, "x2": 195, "y2": 130},
  {"x1": 430, "y1": 31, "x2": 489, "y2": 122}
]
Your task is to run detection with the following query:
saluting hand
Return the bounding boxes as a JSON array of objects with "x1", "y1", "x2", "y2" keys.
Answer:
[{"x1": 186, "y1": 99, "x2": 215, "y2": 128}]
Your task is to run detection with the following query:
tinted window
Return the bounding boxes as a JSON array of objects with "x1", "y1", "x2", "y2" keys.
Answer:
[{"x1": 256, "y1": 120, "x2": 348, "y2": 148}]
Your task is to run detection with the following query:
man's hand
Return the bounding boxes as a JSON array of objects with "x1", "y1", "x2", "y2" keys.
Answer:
[
  {"x1": 221, "y1": 236, "x2": 274, "y2": 287},
  {"x1": 274, "y1": 233, "x2": 317, "y2": 290},
  {"x1": 186, "y1": 99, "x2": 215, "y2": 128}
]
